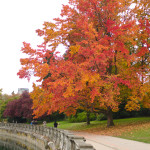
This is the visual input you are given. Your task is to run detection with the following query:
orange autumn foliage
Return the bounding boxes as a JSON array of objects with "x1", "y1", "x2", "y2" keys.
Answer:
[{"x1": 18, "y1": 0, "x2": 150, "y2": 126}]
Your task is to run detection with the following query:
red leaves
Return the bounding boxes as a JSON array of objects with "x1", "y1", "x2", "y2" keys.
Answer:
[
  {"x1": 113, "y1": 77, "x2": 132, "y2": 89},
  {"x1": 116, "y1": 41, "x2": 129, "y2": 54},
  {"x1": 21, "y1": 42, "x2": 36, "y2": 55},
  {"x1": 17, "y1": 68, "x2": 31, "y2": 81},
  {"x1": 136, "y1": 47, "x2": 149, "y2": 57},
  {"x1": 90, "y1": 87, "x2": 101, "y2": 103},
  {"x1": 4, "y1": 92, "x2": 33, "y2": 119},
  {"x1": 106, "y1": 19, "x2": 116, "y2": 32},
  {"x1": 36, "y1": 29, "x2": 44, "y2": 36},
  {"x1": 18, "y1": 0, "x2": 150, "y2": 119}
]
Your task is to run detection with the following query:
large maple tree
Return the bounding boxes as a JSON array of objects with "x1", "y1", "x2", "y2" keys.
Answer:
[{"x1": 18, "y1": 0, "x2": 150, "y2": 127}]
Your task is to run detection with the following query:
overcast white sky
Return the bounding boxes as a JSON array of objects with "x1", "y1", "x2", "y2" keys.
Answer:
[{"x1": 0, "y1": 0, "x2": 68, "y2": 94}]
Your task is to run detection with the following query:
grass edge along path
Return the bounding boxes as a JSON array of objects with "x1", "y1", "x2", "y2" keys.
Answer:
[{"x1": 47, "y1": 117, "x2": 150, "y2": 144}]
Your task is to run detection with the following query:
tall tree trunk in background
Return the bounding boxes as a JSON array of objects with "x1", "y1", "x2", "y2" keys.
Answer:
[
  {"x1": 86, "y1": 111, "x2": 90, "y2": 125},
  {"x1": 106, "y1": 107, "x2": 114, "y2": 127}
]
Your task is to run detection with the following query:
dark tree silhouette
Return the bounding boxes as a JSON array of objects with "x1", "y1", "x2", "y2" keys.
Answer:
[{"x1": 3, "y1": 92, "x2": 33, "y2": 122}]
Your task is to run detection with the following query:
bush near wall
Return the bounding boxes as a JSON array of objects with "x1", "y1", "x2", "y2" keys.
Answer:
[{"x1": 68, "y1": 112, "x2": 96, "y2": 123}]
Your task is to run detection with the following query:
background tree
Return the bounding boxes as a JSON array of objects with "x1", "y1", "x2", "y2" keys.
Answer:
[
  {"x1": 0, "y1": 90, "x2": 19, "y2": 122},
  {"x1": 3, "y1": 92, "x2": 33, "y2": 123}
]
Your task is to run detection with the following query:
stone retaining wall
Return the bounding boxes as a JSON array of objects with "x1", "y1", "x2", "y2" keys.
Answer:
[{"x1": 0, "y1": 123, "x2": 95, "y2": 150}]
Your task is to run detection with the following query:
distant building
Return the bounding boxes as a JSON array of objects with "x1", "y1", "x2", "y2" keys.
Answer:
[{"x1": 18, "y1": 88, "x2": 29, "y2": 95}]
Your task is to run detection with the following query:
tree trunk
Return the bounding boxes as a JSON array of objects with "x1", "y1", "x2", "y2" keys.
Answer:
[
  {"x1": 86, "y1": 111, "x2": 90, "y2": 125},
  {"x1": 106, "y1": 108, "x2": 114, "y2": 127}
]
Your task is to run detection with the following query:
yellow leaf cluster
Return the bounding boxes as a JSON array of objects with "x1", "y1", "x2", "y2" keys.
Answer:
[
  {"x1": 30, "y1": 84, "x2": 53, "y2": 118},
  {"x1": 63, "y1": 85, "x2": 75, "y2": 98},
  {"x1": 69, "y1": 45, "x2": 80, "y2": 56},
  {"x1": 125, "y1": 96, "x2": 141, "y2": 111}
]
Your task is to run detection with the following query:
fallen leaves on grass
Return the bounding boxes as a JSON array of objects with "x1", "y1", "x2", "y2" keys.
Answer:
[{"x1": 73, "y1": 122, "x2": 150, "y2": 137}]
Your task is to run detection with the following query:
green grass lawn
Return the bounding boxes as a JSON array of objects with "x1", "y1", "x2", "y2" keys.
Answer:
[
  {"x1": 47, "y1": 117, "x2": 150, "y2": 143},
  {"x1": 118, "y1": 127, "x2": 150, "y2": 143},
  {"x1": 47, "y1": 120, "x2": 107, "y2": 130}
]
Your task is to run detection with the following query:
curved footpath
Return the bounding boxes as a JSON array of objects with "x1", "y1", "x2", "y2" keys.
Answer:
[{"x1": 72, "y1": 132, "x2": 150, "y2": 150}]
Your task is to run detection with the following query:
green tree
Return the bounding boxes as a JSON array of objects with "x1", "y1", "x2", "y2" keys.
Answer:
[{"x1": 0, "y1": 92, "x2": 19, "y2": 121}]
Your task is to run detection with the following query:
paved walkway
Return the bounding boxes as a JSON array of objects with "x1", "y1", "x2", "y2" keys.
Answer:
[{"x1": 72, "y1": 132, "x2": 150, "y2": 150}]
